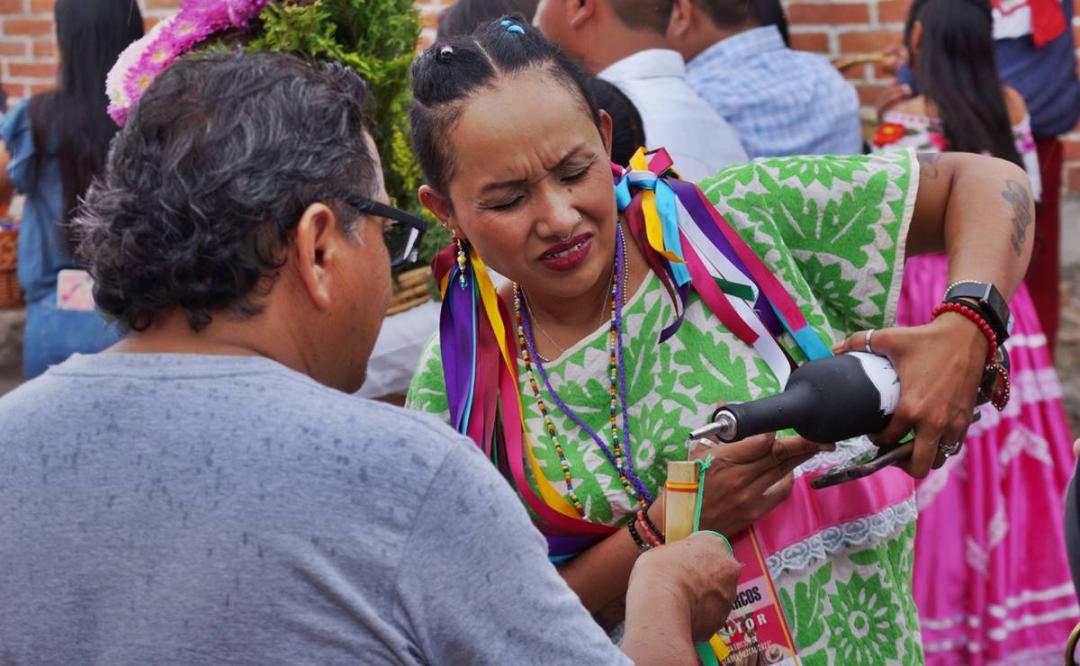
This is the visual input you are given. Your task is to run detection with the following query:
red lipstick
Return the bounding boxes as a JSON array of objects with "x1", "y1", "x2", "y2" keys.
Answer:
[{"x1": 539, "y1": 233, "x2": 593, "y2": 272}]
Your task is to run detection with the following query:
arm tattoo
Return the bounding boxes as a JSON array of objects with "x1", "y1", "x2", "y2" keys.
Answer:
[
  {"x1": 917, "y1": 152, "x2": 943, "y2": 180},
  {"x1": 1001, "y1": 179, "x2": 1033, "y2": 257}
]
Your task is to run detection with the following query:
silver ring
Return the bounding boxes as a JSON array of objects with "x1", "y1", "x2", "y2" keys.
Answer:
[
  {"x1": 939, "y1": 441, "x2": 962, "y2": 457},
  {"x1": 864, "y1": 329, "x2": 876, "y2": 354},
  {"x1": 558, "y1": 232, "x2": 572, "y2": 242}
]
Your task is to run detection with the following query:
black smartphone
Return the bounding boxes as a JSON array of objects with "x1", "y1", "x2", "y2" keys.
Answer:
[{"x1": 810, "y1": 442, "x2": 914, "y2": 490}]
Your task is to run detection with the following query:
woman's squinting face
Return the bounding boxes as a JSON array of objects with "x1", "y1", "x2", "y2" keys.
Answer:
[{"x1": 441, "y1": 71, "x2": 615, "y2": 301}]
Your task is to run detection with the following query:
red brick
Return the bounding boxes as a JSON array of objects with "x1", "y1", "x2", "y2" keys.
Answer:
[
  {"x1": 1067, "y1": 165, "x2": 1080, "y2": 194},
  {"x1": 28, "y1": 82, "x2": 53, "y2": 95},
  {"x1": 144, "y1": 0, "x2": 180, "y2": 8},
  {"x1": 839, "y1": 29, "x2": 903, "y2": 55},
  {"x1": 879, "y1": 0, "x2": 913, "y2": 24},
  {"x1": 3, "y1": 19, "x2": 52, "y2": 37},
  {"x1": 842, "y1": 63, "x2": 869, "y2": 81},
  {"x1": 0, "y1": 0, "x2": 24, "y2": 12},
  {"x1": 2, "y1": 83, "x2": 23, "y2": 102},
  {"x1": 1063, "y1": 138, "x2": 1080, "y2": 162},
  {"x1": 30, "y1": 38, "x2": 54, "y2": 58},
  {"x1": 788, "y1": 3, "x2": 869, "y2": 25},
  {"x1": 143, "y1": 17, "x2": 159, "y2": 31},
  {"x1": 7, "y1": 61, "x2": 55, "y2": 78},
  {"x1": 790, "y1": 31, "x2": 829, "y2": 54},
  {"x1": 420, "y1": 10, "x2": 438, "y2": 30},
  {"x1": 0, "y1": 40, "x2": 27, "y2": 57},
  {"x1": 29, "y1": 0, "x2": 53, "y2": 13}
]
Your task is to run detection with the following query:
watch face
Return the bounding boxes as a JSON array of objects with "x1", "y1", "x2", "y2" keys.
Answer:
[{"x1": 947, "y1": 281, "x2": 1012, "y2": 339}]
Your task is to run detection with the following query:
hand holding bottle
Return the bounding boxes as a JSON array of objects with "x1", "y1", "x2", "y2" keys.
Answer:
[{"x1": 834, "y1": 314, "x2": 987, "y2": 478}]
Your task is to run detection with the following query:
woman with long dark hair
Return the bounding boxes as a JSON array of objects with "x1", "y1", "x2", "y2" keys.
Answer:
[
  {"x1": 0, "y1": 0, "x2": 143, "y2": 379},
  {"x1": 872, "y1": 1, "x2": 1077, "y2": 662}
]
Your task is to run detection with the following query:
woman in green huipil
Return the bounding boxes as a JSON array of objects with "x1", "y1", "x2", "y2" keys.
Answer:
[{"x1": 405, "y1": 20, "x2": 1032, "y2": 664}]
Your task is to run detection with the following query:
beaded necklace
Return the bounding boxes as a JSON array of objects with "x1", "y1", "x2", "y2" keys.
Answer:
[{"x1": 513, "y1": 224, "x2": 653, "y2": 517}]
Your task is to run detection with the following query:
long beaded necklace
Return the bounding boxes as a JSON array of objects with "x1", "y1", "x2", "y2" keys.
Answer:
[
  {"x1": 513, "y1": 223, "x2": 653, "y2": 517},
  {"x1": 525, "y1": 260, "x2": 615, "y2": 363}
]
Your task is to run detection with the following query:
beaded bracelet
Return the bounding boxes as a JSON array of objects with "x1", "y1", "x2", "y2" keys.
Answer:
[
  {"x1": 636, "y1": 513, "x2": 664, "y2": 548},
  {"x1": 931, "y1": 302, "x2": 997, "y2": 365},
  {"x1": 638, "y1": 509, "x2": 665, "y2": 545},
  {"x1": 627, "y1": 519, "x2": 650, "y2": 551},
  {"x1": 942, "y1": 280, "x2": 983, "y2": 299}
]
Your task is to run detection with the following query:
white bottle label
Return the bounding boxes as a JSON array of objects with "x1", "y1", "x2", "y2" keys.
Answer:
[{"x1": 849, "y1": 351, "x2": 900, "y2": 416}]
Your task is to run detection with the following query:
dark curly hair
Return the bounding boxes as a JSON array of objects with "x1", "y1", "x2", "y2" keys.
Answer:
[{"x1": 76, "y1": 50, "x2": 378, "y2": 332}]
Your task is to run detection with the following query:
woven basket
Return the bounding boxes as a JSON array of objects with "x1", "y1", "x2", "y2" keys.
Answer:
[
  {"x1": 386, "y1": 265, "x2": 434, "y2": 316},
  {"x1": 0, "y1": 227, "x2": 23, "y2": 309}
]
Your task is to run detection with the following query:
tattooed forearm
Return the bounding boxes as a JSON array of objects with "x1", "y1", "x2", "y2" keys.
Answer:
[
  {"x1": 1001, "y1": 179, "x2": 1033, "y2": 257},
  {"x1": 918, "y1": 152, "x2": 943, "y2": 180}
]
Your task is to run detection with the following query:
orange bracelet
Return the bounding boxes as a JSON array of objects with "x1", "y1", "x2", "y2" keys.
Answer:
[{"x1": 635, "y1": 513, "x2": 663, "y2": 548}]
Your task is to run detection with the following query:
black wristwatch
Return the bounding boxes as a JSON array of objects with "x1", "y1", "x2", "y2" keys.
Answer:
[{"x1": 944, "y1": 281, "x2": 1012, "y2": 343}]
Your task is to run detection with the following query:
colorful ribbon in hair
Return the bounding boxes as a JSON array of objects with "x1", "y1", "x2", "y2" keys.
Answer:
[
  {"x1": 614, "y1": 148, "x2": 831, "y2": 384},
  {"x1": 434, "y1": 244, "x2": 615, "y2": 557},
  {"x1": 434, "y1": 148, "x2": 831, "y2": 558}
]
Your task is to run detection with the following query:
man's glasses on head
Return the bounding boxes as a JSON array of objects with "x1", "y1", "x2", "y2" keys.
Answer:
[{"x1": 312, "y1": 191, "x2": 429, "y2": 268}]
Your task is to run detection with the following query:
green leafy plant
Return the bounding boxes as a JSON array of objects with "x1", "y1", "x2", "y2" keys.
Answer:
[{"x1": 237, "y1": 0, "x2": 451, "y2": 269}]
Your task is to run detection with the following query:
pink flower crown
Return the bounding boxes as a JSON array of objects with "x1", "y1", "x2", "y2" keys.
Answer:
[{"x1": 106, "y1": 0, "x2": 273, "y2": 126}]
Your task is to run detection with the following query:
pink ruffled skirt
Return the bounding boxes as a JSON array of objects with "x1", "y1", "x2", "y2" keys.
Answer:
[{"x1": 897, "y1": 254, "x2": 1078, "y2": 665}]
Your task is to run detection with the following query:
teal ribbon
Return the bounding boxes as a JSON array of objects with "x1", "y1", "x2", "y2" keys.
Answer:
[
  {"x1": 691, "y1": 454, "x2": 732, "y2": 665},
  {"x1": 613, "y1": 170, "x2": 691, "y2": 286}
]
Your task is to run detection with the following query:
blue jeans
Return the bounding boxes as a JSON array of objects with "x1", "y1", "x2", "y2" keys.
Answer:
[{"x1": 23, "y1": 290, "x2": 123, "y2": 379}]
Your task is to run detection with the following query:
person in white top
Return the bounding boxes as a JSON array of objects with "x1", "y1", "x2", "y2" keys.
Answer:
[{"x1": 533, "y1": 0, "x2": 748, "y2": 181}]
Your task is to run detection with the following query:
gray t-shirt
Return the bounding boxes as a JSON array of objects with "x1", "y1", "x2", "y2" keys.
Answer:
[{"x1": 0, "y1": 353, "x2": 630, "y2": 665}]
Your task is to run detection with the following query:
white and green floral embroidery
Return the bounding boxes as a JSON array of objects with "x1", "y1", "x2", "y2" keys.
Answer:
[{"x1": 406, "y1": 151, "x2": 923, "y2": 663}]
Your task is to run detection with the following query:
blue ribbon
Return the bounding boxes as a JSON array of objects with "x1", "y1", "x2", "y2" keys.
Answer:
[{"x1": 615, "y1": 170, "x2": 691, "y2": 286}]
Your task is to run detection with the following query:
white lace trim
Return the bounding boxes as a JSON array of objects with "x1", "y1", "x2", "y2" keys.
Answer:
[{"x1": 766, "y1": 497, "x2": 918, "y2": 577}]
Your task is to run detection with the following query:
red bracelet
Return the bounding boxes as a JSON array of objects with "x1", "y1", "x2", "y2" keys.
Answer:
[
  {"x1": 635, "y1": 514, "x2": 664, "y2": 548},
  {"x1": 932, "y1": 302, "x2": 997, "y2": 365},
  {"x1": 638, "y1": 509, "x2": 665, "y2": 545}
]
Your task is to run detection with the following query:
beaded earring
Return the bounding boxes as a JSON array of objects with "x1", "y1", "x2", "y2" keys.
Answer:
[{"x1": 455, "y1": 237, "x2": 468, "y2": 288}]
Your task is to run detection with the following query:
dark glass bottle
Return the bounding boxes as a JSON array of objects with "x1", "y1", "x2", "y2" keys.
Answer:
[{"x1": 689, "y1": 352, "x2": 900, "y2": 443}]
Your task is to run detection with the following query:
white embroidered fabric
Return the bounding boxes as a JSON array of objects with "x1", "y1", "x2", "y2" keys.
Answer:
[
  {"x1": 766, "y1": 497, "x2": 918, "y2": 577},
  {"x1": 793, "y1": 435, "x2": 878, "y2": 476}
]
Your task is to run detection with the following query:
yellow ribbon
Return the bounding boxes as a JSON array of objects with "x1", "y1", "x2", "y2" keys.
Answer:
[
  {"x1": 468, "y1": 252, "x2": 583, "y2": 520},
  {"x1": 629, "y1": 148, "x2": 684, "y2": 265}
]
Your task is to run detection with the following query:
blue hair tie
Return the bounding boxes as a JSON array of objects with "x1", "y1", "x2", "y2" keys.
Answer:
[{"x1": 500, "y1": 19, "x2": 525, "y2": 34}]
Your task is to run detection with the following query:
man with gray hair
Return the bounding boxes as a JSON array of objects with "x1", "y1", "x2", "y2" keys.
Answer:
[
  {"x1": 534, "y1": 0, "x2": 747, "y2": 180},
  {"x1": 0, "y1": 50, "x2": 739, "y2": 664}
]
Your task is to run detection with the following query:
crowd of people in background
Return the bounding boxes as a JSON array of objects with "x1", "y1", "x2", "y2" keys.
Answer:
[{"x1": 0, "y1": 0, "x2": 1079, "y2": 664}]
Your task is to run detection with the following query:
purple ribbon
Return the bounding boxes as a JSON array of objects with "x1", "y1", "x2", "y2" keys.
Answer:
[{"x1": 667, "y1": 178, "x2": 785, "y2": 337}]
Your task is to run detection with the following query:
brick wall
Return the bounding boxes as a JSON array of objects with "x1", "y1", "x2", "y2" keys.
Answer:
[
  {"x1": 0, "y1": 0, "x2": 446, "y2": 99},
  {"x1": 786, "y1": 0, "x2": 1080, "y2": 194},
  {"x1": 2, "y1": 0, "x2": 1079, "y2": 192}
]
